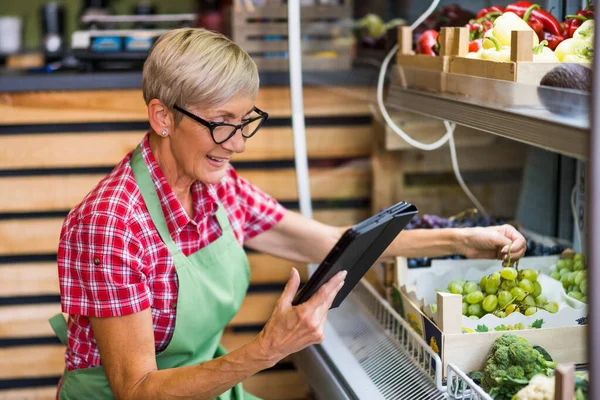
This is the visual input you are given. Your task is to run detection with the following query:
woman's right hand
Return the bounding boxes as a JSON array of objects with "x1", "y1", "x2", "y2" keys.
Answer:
[{"x1": 254, "y1": 268, "x2": 347, "y2": 366}]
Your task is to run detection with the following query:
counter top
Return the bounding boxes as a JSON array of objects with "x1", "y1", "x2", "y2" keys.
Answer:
[{"x1": 0, "y1": 67, "x2": 379, "y2": 92}]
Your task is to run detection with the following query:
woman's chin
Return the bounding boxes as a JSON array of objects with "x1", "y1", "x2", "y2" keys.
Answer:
[{"x1": 197, "y1": 169, "x2": 227, "y2": 185}]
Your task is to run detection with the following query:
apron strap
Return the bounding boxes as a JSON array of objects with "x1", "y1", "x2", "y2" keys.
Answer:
[
  {"x1": 49, "y1": 313, "x2": 69, "y2": 345},
  {"x1": 130, "y1": 145, "x2": 181, "y2": 255},
  {"x1": 214, "y1": 203, "x2": 232, "y2": 235},
  {"x1": 131, "y1": 144, "x2": 231, "y2": 248}
]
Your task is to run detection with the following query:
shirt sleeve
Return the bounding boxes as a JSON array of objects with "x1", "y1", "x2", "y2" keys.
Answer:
[
  {"x1": 230, "y1": 168, "x2": 287, "y2": 242},
  {"x1": 57, "y1": 212, "x2": 151, "y2": 318}
]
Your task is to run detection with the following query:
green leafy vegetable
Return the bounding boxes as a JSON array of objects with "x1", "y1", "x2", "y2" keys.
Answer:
[
  {"x1": 481, "y1": 334, "x2": 557, "y2": 400},
  {"x1": 533, "y1": 345, "x2": 553, "y2": 362},
  {"x1": 531, "y1": 319, "x2": 544, "y2": 329}
]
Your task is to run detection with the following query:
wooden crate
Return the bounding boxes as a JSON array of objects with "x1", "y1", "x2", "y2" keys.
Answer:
[
  {"x1": 449, "y1": 30, "x2": 562, "y2": 83},
  {"x1": 232, "y1": 1, "x2": 353, "y2": 71},
  {"x1": 395, "y1": 26, "x2": 469, "y2": 92},
  {"x1": 391, "y1": 257, "x2": 587, "y2": 377},
  {"x1": 446, "y1": 30, "x2": 570, "y2": 106}
]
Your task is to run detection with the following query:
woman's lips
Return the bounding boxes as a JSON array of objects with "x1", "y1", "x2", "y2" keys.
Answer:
[{"x1": 206, "y1": 155, "x2": 230, "y2": 167}]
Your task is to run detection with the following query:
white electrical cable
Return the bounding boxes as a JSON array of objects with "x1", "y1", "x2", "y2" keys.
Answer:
[
  {"x1": 447, "y1": 120, "x2": 490, "y2": 220},
  {"x1": 376, "y1": 0, "x2": 451, "y2": 151},
  {"x1": 571, "y1": 184, "x2": 582, "y2": 253},
  {"x1": 377, "y1": 0, "x2": 489, "y2": 217}
]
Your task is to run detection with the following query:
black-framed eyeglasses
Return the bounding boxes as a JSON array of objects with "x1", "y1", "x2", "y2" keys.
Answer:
[{"x1": 173, "y1": 104, "x2": 269, "y2": 145}]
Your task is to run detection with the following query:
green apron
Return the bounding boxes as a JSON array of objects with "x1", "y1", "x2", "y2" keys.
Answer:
[{"x1": 50, "y1": 145, "x2": 260, "y2": 400}]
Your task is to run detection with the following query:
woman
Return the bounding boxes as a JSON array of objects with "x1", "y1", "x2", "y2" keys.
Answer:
[{"x1": 52, "y1": 28, "x2": 526, "y2": 400}]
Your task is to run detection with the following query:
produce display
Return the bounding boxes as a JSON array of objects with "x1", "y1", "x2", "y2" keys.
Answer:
[
  {"x1": 466, "y1": 334, "x2": 589, "y2": 400},
  {"x1": 413, "y1": 1, "x2": 595, "y2": 65},
  {"x1": 441, "y1": 250, "x2": 559, "y2": 325},
  {"x1": 405, "y1": 212, "x2": 566, "y2": 268},
  {"x1": 513, "y1": 373, "x2": 589, "y2": 400},
  {"x1": 549, "y1": 249, "x2": 588, "y2": 303},
  {"x1": 481, "y1": 334, "x2": 557, "y2": 399}
]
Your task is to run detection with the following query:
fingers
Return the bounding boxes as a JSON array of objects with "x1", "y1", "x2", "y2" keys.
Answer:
[
  {"x1": 498, "y1": 224, "x2": 527, "y2": 261},
  {"x1": 313, "y1": 276, "x2": 347, "y2": 342},
  {"x1": 306, "y1": 270, "x2": 347, "y2": 308},
  {"x1": 278, "y1": 268, "x2": 301, "y2": 308}
]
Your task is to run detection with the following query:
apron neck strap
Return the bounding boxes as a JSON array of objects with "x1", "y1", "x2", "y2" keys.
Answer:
[
  {"x1": 130, "y1": 145, "x2": 231, "y2": 254},
  {"x1": 213, "y1": 202, "x2": 232, "y2": 235},
  {"x1": 131, "y1": 145, "x2": 180, "y2": 254}
]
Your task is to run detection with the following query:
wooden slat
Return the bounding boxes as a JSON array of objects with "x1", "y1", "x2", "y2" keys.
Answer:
[
  {"x1": 0, "y1": 344, "x2": 64, "y2": 379},
  {"x1": 0, "y1": 209, "x2": 369, "y2": 256},
  {"x1": 0, "y1": 304, "x2": 59, "y2": 338},
  {"x1": 237, "y1": 39, "x2": 339, "y2": 53},
  {"x1": 0, "y1": 331, "x2": 259, "y2": 380},
  {"x1": 220, "y1": 330, "x2": 258, "y2": 352},
  {"x1": 0, "y1": 86, "x2": 372, "y2": 124},
  {"x1": 244, "y1": 371, "x2": 307, "y2": 400},
  {"x1": 0, "y1": 218, "x2": 62, "y2": 256},
  {"x1": 0, "y1": 255, "x2": 307, "y2": 297},
  {"x1": 0, "y1": 387, "x2": 57, "y2": 400},
  {"x1": 403, "y1": 181, "x2": 522, "y2": 218},
  {"x1": 230, "y1": 293, "x2": 278, "y2": 326},
  {"x1": 0, "y1": 126, "x2": 372, "y2": 170},
  {"x1": 233, "y1": 3, "x2": 351, "y2": 19},
  {"x1": 399, "y1": 138, "x2": 528, "y2": 174},
  {"x1": 0, "y1": 263, "x2": 59, "y2": 297},
  {"x1": 0, "y1": 164, "x2": 371, "y2": 213},
  {"x1": 385, "y1": 121, "x2": 497, "y2": 151},
  {"x1": 0, "y1": 293, "x2": 279, "y2": 339},
  {"x1": 0, "y1": 372, "x2": 307, "y2": 400},
  {"x1": 249, "y1": 254, "x2": 308, "y2": 284},
  {"x1": 243, "y1": 163, "x2": 370, "y2": 202}
]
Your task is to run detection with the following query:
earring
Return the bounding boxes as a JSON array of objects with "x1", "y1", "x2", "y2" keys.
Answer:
[{"x1": 161, "y1": 129, "x2": 168, "y2": 136}]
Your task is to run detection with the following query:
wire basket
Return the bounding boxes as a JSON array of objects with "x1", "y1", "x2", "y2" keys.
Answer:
[
  {"x1": 446, "y1": 363, "x2": 493, "y2": 400},
  {"x1": 354, "y1": 280, "x2": 445, "y2": 391}
]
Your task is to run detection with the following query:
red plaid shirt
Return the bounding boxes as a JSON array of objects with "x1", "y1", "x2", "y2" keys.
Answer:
[{"x1": 57, "y1": 134, "x2": 286, "y2": 371}]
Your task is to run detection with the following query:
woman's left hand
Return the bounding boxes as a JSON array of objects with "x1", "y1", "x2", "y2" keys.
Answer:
[{"x1": 458, "y1": 224, "x2": 526, "y2": 264}]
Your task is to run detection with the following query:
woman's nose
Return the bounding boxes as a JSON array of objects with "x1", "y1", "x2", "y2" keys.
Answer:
[{"x1": 222, "y1": 129, "x2": 246, "y2": 153}]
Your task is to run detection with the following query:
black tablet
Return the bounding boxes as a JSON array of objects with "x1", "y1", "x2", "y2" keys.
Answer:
[{"x1": 292, "y1": 201, "x2": 418, "y2": 309}]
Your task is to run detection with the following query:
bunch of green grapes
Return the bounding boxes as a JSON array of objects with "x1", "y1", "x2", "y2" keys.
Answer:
[
  {"x1": 549, "y1": 252, "x2": 587, "y2": 303},
  {"x1": 446, "y1": 265, "x2": 559, "y2": 321},
  {"x1": 493, "y1": 323, "x2": 525, "y2": 331}
]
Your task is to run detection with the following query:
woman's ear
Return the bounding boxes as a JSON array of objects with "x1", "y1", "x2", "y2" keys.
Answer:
[{"x1": 148, "y1": 99, "x2": 173, "y2": 135}]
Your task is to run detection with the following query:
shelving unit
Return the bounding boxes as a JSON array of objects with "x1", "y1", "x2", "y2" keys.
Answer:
[
  {"x1": 296, "y1": 60, "x2": 592, "y2": 400},
  {"x1": 387, "y1": 66, "x2": 590, "y2": 160}
]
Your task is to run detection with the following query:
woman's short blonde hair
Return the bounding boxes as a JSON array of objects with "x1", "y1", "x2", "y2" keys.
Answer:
[{"x1": 143, "y1": 28, "x2": 259, "y2": 120}]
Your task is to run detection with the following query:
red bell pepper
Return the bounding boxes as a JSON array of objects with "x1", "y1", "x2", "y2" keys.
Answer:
[
  {"x1": 564, "y1": 13, "x2": 589, "y2": 38},
  {"x1": 476, "y1": 6, "x2": 504, "y2": 20},
  {"x1": 466, "y1": 20, "x2": 493, "y2": 41},
  {"x1": 416, "y1": 30, "x2": 438, "y2": 56},
  {"x1": 505, "y1": 2, "x2": 562, "y2": 36},
  {"x1": 543, "y1": 31, "x2": 565, "y2": 50},
  {"x1": 469, "y1": 38, "x2": 484, "y2": 53},
  {"x1": 523, "y1": 5, "x2": 545, "y2": 41},
  {"x1": 564, "y1": 0, "x2": 595, "y2": 38}
]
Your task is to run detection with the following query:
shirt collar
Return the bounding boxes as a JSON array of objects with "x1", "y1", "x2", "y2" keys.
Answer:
[{"x1": 139, "y1": 134, "x2": 218, "y2": 236}]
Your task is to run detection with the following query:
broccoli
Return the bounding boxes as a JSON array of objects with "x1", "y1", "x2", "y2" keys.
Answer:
[{"x1": 482, "y1": 334, "x2": 558, "y2": 400}]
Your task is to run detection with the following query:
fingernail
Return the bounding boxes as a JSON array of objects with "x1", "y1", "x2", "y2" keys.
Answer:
[
  {"x1": 341, "y1": 270, "x2": 348, "y2": 278},
  {"x1": 501, "y1": 245, "x2": 509, "y2": 253}
]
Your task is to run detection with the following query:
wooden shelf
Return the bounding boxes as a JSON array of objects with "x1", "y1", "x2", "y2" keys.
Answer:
[{"x1": 387, "y1": 67, "x2": 590, "y2": 160}]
